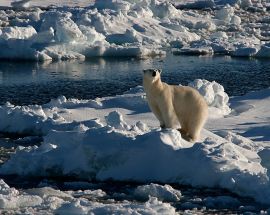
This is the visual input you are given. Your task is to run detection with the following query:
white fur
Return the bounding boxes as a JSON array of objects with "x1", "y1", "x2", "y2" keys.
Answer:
[{"x1": 143, "y1": 69, "x2": 208, "y2": 142}]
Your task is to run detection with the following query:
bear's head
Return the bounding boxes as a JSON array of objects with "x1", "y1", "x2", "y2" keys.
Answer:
[{"x1": 143, "y1": 69, "x2": 162, "y2": 84}]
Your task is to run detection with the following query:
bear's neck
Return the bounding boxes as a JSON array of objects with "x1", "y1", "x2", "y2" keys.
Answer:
[{"x1": 144, "y1": 79, "x2": 164, "y2": 94}]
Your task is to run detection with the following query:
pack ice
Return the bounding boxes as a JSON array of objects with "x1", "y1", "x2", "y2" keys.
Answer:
[
  {"x1": 0, "y1": 79, "x2": 270, "y2": 206},
  {"x1": 0, "y1": 0, "x2": 269, "y2": 61}
]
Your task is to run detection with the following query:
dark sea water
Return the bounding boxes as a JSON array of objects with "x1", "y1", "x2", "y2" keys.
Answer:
[{"x1": 0, "y1": 55, "x2": 269, "y2": 105}]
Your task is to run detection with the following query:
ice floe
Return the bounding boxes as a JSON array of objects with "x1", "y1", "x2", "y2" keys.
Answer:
[
  {"x1": 0, "y1": 79, "x2": 270, "y2": 207},
  {"x1": 0, "y1": 0, "x2": 269, "y2": 61}
]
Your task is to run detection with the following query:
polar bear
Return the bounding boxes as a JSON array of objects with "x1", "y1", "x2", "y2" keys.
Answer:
[{"x1": 143, "y1": 69, "x2": 208, "y2": 142}]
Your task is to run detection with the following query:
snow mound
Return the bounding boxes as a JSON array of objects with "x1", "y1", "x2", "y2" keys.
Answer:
[{"x1": 189, "y1": 79, "x2": 231, "y2": 116}]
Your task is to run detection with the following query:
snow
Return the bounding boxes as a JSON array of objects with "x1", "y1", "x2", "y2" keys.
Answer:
[{"x1": 0, "y1": 0, "x2": 269, "y2": 61}]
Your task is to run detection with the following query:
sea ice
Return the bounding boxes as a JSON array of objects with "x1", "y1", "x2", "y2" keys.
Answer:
[{"x1": 0, "y1": 0, "x2": 268, "y2": 60}]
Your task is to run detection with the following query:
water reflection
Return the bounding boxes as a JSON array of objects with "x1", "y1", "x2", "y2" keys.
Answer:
[{"x1": 0, "y1": 55, "x2": 269, "y2": 105}]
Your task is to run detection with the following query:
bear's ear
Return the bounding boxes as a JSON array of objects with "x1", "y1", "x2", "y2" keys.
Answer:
[{"x1": 158, "y1": 69, "x2": 162, "y2": 74}]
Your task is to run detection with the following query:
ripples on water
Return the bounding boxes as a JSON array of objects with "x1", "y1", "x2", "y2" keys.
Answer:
[{"x1": 0, "y1": 55, "x2": 269, "y2": 105}]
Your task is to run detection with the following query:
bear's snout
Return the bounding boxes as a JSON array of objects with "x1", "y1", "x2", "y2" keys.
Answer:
[{"x1": 152, "y1": 71, "x2": 156, "y2": 77}]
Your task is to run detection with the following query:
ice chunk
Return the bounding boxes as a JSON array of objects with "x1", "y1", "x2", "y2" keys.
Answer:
[
  {"x1": 55, "y1": 17, "x2": 86, "y2": 42},
  {"x1": 256, "y1": 44, "x2": 270, "y2": 58},
  {"x1": 232, "y1": 46, "x2": 258, "y2": 57},
  {"x1": 230, "y1": 15, "x2": 241, "y2": 25},
  {"x1": 25, "y1": 187, "x2": 73, "y2": 200},
  {"x1": 56, "y1": 196, "x2": 177, "y2": 215},
  {"x1": 105, "y1": 110, "x2": 130, "y2": 130},
  {"x1": 44, "y1": 48, "x2": 86, "y2": 61},
  {"x1": 0, "y1": 179, "x2": 19, "y2": 196},
  {"x1": 55, "y1": 199, "x2": 88, "y2": 215},
  {"x1": 11, "y1": 0, "x2": 31, "y2": 9},
  {"x1": 195, "y1": 20, "x2": 216, "y2": 31},
  {"x1": 210, "y1": 31, "x2": 228, "y2": 40},
  {"x1": 215, "y1": 5, "x2": 234, "y2": 23},
  {"x1": 0, "y1": 103, "x2": 47, "y2": 134},
  {"x1": 79, "y1": 26, "x2": 105, "y2": 44},
  {"x1": 134, "y1": 183, "x2": 181, "y2": 202},
  {"x1": 239, "y1": 0, "x2": 253, "y2": 9},
  {"x1": 106, "y1": 29, "x2": 141, "y2": 45},
  {"x1": 0, "y1": 26, "x2": 36, "y2": 40},
  {"x1": 188, "y1": 79, "x2": 231, "y2": 115},
  {"x1": 0, "y1": 179, "x2": 42, "y2": 209},
  {"x1": 173, "y1": 47, "x2": 213, "y2": 55},
  {"x1": 176, "y1": 0, "x2": 215, "y2": 10},
  {"x1": 31, "y1": 27, "x2": 55, "y2": 44},
  {"x1": 203, "y1": 196, "x2": 240, "y2": 208},
  {"x1": 147, "y1": 1, "x2": 181, "y2": 19},
  {"x1": 94, "y1": 0, "x2": 131, "y2": 12},
  {"x1": 36, "y1": 51, "x2": 53, "y2": 61},
  {"x1": 40, "y1": 11, "x2": 72, "y2": 32}
]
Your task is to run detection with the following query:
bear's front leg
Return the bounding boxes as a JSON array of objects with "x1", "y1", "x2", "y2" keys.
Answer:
[
  {"x1": 159, "y1": 100, "x2": 178, "y2": 128},
  {"x1": 148, "y1": 100, "x2": 165, "y2": 128}
]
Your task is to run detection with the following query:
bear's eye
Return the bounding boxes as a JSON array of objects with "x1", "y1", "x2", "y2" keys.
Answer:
[{"x1": 152, "y1": 71, "x2": 156, "y2": 77}]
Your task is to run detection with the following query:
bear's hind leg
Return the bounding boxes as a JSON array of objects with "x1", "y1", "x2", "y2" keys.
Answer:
[
  {"x1": 176, "y1": 116, "x2": 192, "y2": 141},
  {"x1": 177, "y1": 125, "x2": 188, "y2": 139},
  {"x1": 187, "y1": 118, "x2": 205, "y2": 142},
  {"x1": 178, "y1": 128, "x2": 193, "y2": 142}
]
